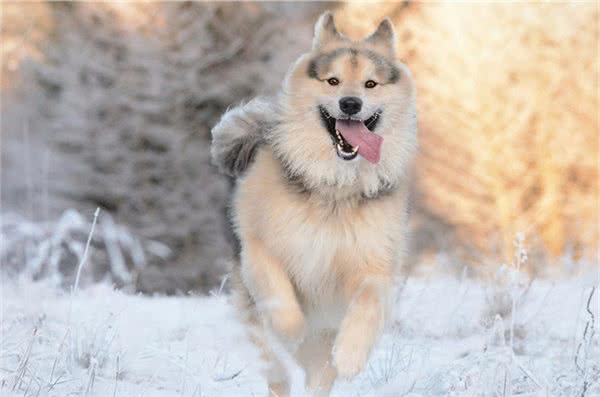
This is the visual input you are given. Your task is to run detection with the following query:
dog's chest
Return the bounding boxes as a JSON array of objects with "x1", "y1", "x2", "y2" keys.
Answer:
[
  {"x1": 236, "y1": 150, "x2": 398, "y2": 300},
  {"x1": 274, "y1": 212, "x2": 340, "y2": 288},
  {"x1": 263, "y1": 198, "x2": 386, "y2": 297}
]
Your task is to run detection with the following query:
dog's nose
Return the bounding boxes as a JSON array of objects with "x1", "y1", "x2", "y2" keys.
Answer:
[{"x1": 339, "y1": 96, "x2": 362, "y2": 115}]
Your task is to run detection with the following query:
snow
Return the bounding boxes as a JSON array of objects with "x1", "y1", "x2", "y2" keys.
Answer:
[{"x1": 1, "y1": 271, "x2": 598, "y2": 396}]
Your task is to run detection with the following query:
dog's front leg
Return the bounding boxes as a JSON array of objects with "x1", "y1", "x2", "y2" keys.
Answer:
[
  {"x1": 241, "y1": 236, "x2": 305, "y2": 345},
  {"x1": 333, "y1": 276, "x2": 389, "y2": 380}
]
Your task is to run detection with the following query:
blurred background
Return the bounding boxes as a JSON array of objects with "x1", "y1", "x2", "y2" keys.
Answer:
[{"x1": 1, "y1": 1, "x2": 598, "y2": 294}]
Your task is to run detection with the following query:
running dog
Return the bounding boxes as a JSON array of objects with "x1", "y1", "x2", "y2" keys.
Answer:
[{"x1": 211, "y1": 11, "x2": 417, "y2": 397}]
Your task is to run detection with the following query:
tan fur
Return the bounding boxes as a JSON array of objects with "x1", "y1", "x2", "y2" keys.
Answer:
[{"x1": 220, "y1": 12, "x2": 417, "y2": 397}]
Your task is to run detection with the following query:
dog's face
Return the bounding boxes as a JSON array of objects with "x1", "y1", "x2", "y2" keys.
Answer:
[{"x1": 273, "y1": 12, "x2": 417, "y2": 196}]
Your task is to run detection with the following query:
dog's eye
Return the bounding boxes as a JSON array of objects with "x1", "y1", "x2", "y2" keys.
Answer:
[
  {"x1": 327, "y1": 77, "x2": 339, "y2": 86},
  {"x1": 365, "y1": 80, "x2": 378, "y2": 89}
]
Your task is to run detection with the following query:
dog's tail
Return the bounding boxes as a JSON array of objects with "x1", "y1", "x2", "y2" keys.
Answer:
[{"x1": 211, "y1": 96, "x2": 278, "y2": 177}]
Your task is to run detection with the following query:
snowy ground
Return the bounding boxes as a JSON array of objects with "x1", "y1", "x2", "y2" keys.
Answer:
[{"x1": 1, "y1": 269, "x2": 598, "y2": 397}]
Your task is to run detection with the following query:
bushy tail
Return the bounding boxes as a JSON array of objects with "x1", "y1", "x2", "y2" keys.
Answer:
[{"x1": 211, "y1": 96, "x2": 278, "y2": 177}]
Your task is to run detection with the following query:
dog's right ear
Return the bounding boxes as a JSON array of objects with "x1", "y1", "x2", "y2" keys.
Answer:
[
  {"x1": 312, "y1": 11, "x2": 343, "y2": 50},
  {"x1": 365, "y1": 18, "x2": 397, "y2": 58}
]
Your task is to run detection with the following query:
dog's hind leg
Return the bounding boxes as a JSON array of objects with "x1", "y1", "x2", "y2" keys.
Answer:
[
  {"x1": 248, "y1": 320, "x2": 291, "y2": 397},
  {"x1": 231, "y1": 268, "x2": 291, "y2": 397},
  {"x1": 263, "y1": 353, "x2": 289, "y2": 397},
  {"x1": 296, "y1": 331, "x2": 337, "y2": 397},
  {"x1": 249, "y1": 326, "x2": 290, "y2": 397},
  {"x1": 268, "y1": 382, "x2": 289, "y2": 397}
]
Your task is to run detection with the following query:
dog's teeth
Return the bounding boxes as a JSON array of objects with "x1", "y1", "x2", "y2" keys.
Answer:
[
  {"x1": 336, "y1": 144, "x2": 358, "y2": 158},
  {"x1": 336, "y1": 129, "x2": 342, "y2": 139}
]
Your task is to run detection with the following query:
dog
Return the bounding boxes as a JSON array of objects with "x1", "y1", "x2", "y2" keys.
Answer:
[{"x1": 211, "y1": 11, "x2": 417, "y2": 397}]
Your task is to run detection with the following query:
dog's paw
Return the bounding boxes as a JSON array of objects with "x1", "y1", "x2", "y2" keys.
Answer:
[
  {"x1": 270, "y1": 306, "x2": 305, "y2": 344},
  {"x1": 332, "y1": 340, "x2": 368, "y2": 380}
]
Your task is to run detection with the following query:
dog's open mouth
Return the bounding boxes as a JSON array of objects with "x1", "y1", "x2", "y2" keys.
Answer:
[{"x1": 319, "y1": 106, "x2": 383, "y2": 164}]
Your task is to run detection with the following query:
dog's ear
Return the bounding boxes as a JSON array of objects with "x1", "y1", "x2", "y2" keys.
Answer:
[
  {"x1": 312, "y1": 11, "x2": 343, "y2": 50},
  {"x1": 365, "y1": 18, "x2": 397, "y2": 57}
]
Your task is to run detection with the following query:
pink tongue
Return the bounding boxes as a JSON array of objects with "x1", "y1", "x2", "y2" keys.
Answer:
[{"x1": 335, "y1": 119, "x2": 383, "y2": 164}]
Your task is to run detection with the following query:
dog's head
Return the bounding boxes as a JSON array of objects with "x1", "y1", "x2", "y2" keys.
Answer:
[{"x1": 272, "y1": 12, "x2": 417, "y2": 196}]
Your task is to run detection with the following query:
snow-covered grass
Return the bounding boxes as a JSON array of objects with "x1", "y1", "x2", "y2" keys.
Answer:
[
  {"x1": 1, "y1": 209, "x2": 598, "y2": 396},
  {"x1": 1, "y1": 209, "x2": 170, "y2": 291},
  {"x1": 1, "y1": 266, "x2": 598, "y2": 397}
]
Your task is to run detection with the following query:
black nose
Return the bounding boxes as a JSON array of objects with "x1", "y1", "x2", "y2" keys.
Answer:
[{"x1": 339, "y1": 96, "x2": 362, "y2": 115}]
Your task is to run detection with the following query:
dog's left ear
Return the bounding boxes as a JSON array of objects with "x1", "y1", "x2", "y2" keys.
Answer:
[
  {"x1": 312, "y1": 11, "x2": 344, "y2": 50},
  {"x1": 365, "y1": 18, "x2": 397, "y2": 57}
]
